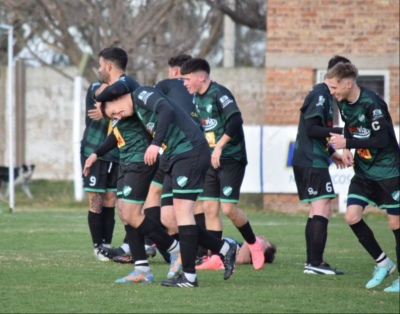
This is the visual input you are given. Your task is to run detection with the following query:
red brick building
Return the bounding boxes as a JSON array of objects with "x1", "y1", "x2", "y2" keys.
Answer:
[{"x1": 264, "y1": 0, "x2": 399, "y2": 212}]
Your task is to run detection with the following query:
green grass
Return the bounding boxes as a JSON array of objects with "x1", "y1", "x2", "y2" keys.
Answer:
[{"x1": 0, "y1": 180, "x2": 398, "y2": 313}]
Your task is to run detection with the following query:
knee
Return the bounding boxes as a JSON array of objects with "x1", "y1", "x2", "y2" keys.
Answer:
[{"x1": 344, "y1": 212, "x2": 360, "y2": 225}]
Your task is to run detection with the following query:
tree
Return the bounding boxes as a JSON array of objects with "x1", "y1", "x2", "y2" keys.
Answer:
[{"x1": 0, "y1": 0, "x2": 267, "y2": 84}]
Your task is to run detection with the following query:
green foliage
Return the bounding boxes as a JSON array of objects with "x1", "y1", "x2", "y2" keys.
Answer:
[{"x1": 0, "y1": 181, "x2": 398, "y2": 313}]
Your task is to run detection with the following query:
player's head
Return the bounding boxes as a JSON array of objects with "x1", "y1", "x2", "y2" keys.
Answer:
[
  {"x1": 327, "y1": 55, "x2": 351, "y2": 71},
  {"x1": 325, "y1": 62, "x2": 359, "y2": 102},
  {"x1": 167, "y1": 54, "x2": 192, "y2": 79},
  {"x1": 258, "y1": 236, "x2": 277, "y2": 264},
  {"x1": 98, "y1": 47, "x2": 128, "y2": 83},
  {"x1": 180, "y1": 58, "x2": 210, "y2": 75},
  {"x1": 180, "y1": 58, "x2": 211, "y2": 94},
  {"x1": 100, "y1": 93, "x2": 134, "y2": 120}
]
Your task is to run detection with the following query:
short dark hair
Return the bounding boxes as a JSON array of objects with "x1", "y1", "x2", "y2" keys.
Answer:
[
  {"x1": 327, "y1": 55, "x2": 351, "y2": 71},
  {"x1": 168, "y1": 54, "x2": 192, "y2": 68},
  {"x1": 264, "y1": 242, "x2": 277, "y2": 264},
  {"x1": 180, "y1": 58, "x2": 210, "y2": 75},
  {"x1": 98, "y1": 47, "x2": 128, "y2": 71}
]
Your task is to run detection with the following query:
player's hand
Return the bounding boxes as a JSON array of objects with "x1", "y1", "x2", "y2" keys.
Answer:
[
  {"x1": 88, "y1": 103, "x2": 103, "y2": 120},
  {"x1": 144, "y1": 144, "x2": 160, "y2": 165},
  {"x1": 211, "y1": 146, "x2": 222, "y2": 169},
  {"x1": 342, "y1": 149, "x2": 354, "y2": 167},
  {"x1": 83, "y1": 153, "x2": 98, "y2": 176},
  {"x1": 331, "y1": 152, "x2": 346, "y2": 169},
  {"x1": 329, "y1": 133, "x2": 346, "y2": 149}
]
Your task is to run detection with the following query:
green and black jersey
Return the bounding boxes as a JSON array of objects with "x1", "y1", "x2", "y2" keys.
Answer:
[
  {"x1": 131, "y1": 86, "x2": 207, "y2": 160},
  {"x1": 338, "y1": 87, "x2": 400, "y2": 180},
  {"x1": 193, "y1": 81, "x2": 247, "y2": 164},
  {"x1": 155, "y1": 78, "x2": 202, "y2": 130},
  {"x1": 292, "y1": 83, "x2": 336, "y2": 168},
  {"x1": 111, "y1": 116, "x2": 153, "y2": 165},
  {"x1": 80, "y1": 81, "x2": 119, "y2": 162}
]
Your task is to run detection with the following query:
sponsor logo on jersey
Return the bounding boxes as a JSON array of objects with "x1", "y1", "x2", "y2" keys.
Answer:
[
  {"x1": 177, "y1": 176, "x2": 188, "y2": 187},
  {"x1": 123, "y1": 185, "x2": 132, "y2": 196},
  {"x1": 223, "y1": 186, "x2": 233, "y2": 197},
  {"x1": 138, "y1": 91, "x2": 154, "y2": 105},
  {"x1": 204, "y1": 118, "x2": 218, "y2": 131},
  {"x1": 146, "y1": 122, "x2": 155, "y2": 133},
  {"x1": 316, "y1": 95, "x2": 325, "y2": 107},
  {"x1": 356, "y1": 148, "x2": 372, "y2": 159},
  {"x1": 219, "y1": 95, "x2": 233, "y2": 108},
  {"x1": 348, "y1": 126, "x2": 371, "y2": 139},
  {"x1": 307, "y1": 187, "x2": 318, "y2": 196}
]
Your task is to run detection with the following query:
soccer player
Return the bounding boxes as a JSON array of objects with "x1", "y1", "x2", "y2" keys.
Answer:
[
  {"x1": 328, "y1": 62, "x2": 399, "y2": 292},
  {"x1": 80, "y1": 84, "x2": 119, "y2": 260},
  {"x1": 93, "y1": 84, "x2": 238, "y2": 288},
  {"x1": 291, "y1": 55, "x2": 350, "y2": 275},
  {"x1": 180, "y1": 58, "x2": 266, "y2": 270}
]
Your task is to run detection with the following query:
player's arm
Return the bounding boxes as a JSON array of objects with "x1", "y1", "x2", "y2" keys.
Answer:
[
  {"x1": 305, "y1": 116, "x2": 343, "y2": 138},
  {"x1": 93, "y1": 132, "x2": 118, "y2": 157},
  {"x1": 152, "y1": 99, "x2": 174, "y2": 147}
]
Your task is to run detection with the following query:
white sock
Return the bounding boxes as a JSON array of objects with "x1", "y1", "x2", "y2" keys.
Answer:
[
  {"x1": 219, "y1": 241, "x2": 229, "y2": 256},
  {"x1": 184, "y1": 272, "x2": 197, "y2": 282},
  {"x1": 168, "y1": 240, "x2": 180, "y2": 255},
  {"x1": 121, "y1": 243, "x2": 130, "y2": 253}
]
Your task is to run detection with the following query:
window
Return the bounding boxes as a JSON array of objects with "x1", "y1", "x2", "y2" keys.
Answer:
[{"x1": 316, "y1": 69, "x2": 390, "y2": 126}]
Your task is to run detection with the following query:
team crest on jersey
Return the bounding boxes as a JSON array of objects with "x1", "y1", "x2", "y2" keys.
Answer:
[
  {"x1": 206, "y1": 104, "x2": 213, "y2": 113},
  {"x1": 223, "y1": 186, "x2": 233, "y2": 197},
  {"x1": 392, "y1": 190, "x2": 400, "y2": 201},
  {"x1": 219, "y1": 95, "x2": 233, "y2": 108},
  {"x1": 138, "y1": 91, "x2": 153, "y2": 105},
  {"x1": 356, "y1": 148, "x2": 372, "y2": 159},
  {"x1": 358, "y1": 114, "x2": 365, "y2": 122},
  {"x1": 316, "y1": 95, "x2": 325, "y2": 107},
  {"x1": 123, "y1": 186, "x2": 132, "y2": 196},
  {"x1": 373, "y1": 109, "x2": 383, "y2": 118},
  {"x1": 177, "y1": 176, "x2": 188, "y2": 187},
  {"x1": 204, "y1": 118, "x2": 218, "y2": 131}
]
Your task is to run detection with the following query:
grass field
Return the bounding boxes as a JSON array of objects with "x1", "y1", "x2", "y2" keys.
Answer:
[{"x1": 0, "y1": 181, "x2": 398, "y2": 313}]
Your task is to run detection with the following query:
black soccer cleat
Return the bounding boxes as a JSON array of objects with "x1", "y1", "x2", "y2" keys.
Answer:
[
  {"x1": 97, "y1": 246, "x2": 127, "y2": 259},
  {"x1": 160, "y1": 273, "x2": 198, "y2": 288},
  {"x1": 222, "y1": 240, "x2": 238, "y2": 280}
]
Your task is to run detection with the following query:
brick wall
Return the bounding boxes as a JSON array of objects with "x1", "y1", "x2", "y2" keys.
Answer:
[
  {"x1": 264, "y1": 0, "x2": 399, "y2": 212},
  {"x1": 266, "y1": 0, "x2": 399, "y2": 125}
]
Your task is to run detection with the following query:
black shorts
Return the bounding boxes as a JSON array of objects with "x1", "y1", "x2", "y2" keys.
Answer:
[
  {"x1": 117, "y1": 162, "x2": 158, "y2": 204},
  {"x1": 347, "y1": 174, "x2": 400, "y2": 214},
  {"x1": 81, "y1": 155, "x2": 118, "y2": 193},
  {"x1": 165, "y1": 142, "x2": 210, "y2": 201},
  {"x1": 292, "y1": 166, "x2": 336, "y2": 202},
  {"x1": 199, "y1": 158, "x2": 245, "y2": 203},
  {"x1": 161, "y1": 173, "x2": 173, "y2": 207}
]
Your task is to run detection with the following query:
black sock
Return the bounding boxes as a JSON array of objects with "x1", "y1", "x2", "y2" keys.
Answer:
[
  {"x1": 101, "y1": 206, "x2": 115, "y2": 245},
  {"x1": 196, "y1": 225, "x2": 224, "y2": 253},
  {"x1": 309, "y1": 215, "x2": 328, "y2": 266},
  {"x1": 88, "y1": 211, "x2": 103, "y2": 248},
  {"x1": 124, "y1": 224, "x2": 146, "y2": 262},
  {"x1": 350, "y1": 219, "x2": 384, "y2": 260},
  {"x1": 178, "y1": 225, "x2": 198, "y2": 274},
  {"x1": 136, "y1": 216, "x2": 174, "y2": 252},
  {"x1": 305, "y1": 217, "x2": 312, "y2": 264},
  {"x1": 237, "y1": 221, "x2": 256, "y2": 245}
]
